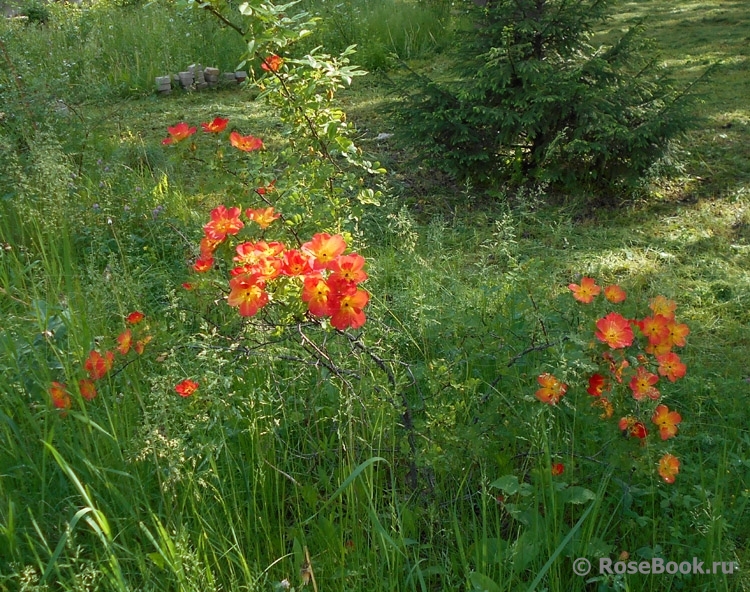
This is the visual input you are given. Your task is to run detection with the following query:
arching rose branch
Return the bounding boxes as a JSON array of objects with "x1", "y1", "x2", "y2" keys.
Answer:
[
  {"x1": 162, "y1": 117, "x2": 372, "y2": 331},
  {"x1": 535, "y1": 278, "x2": 689, "y2": 484}
]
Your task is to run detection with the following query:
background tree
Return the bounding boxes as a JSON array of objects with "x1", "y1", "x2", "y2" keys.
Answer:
[{"x1": 400, "y1": 0, "x2": 701, "y2": 197}]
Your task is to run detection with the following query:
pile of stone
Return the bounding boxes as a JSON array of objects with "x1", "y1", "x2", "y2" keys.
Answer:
[{"x1": 155, "y1": 64, "x2": 248, "y2": 95}]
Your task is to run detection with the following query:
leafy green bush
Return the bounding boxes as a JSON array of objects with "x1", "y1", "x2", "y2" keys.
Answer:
[
  {"x1": 21, "y1": 0, "x2": 50, "y2": 24},
  {"x1": 398, "y1": 0, "x2": 699, "y2": 197}
]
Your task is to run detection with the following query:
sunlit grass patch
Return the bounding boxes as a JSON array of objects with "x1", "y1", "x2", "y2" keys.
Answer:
[{"x1": 594, "y1": 0, "x2": 750, "y2": 199}]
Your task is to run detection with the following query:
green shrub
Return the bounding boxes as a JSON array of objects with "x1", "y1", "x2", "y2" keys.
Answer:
[
  {"x1": 21, "y1": 0, "x2": 50, "y2": 24},
  {"x1": 398, "y1": 0, "x2": 699, "y2": 197}
]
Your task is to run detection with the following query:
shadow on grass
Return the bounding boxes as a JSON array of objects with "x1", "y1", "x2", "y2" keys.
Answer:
[{"x1": 604, "y1": 0, "x2": 750, "y2": 199}]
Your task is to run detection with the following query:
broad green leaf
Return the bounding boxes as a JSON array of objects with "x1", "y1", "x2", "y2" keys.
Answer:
[
  {"x1": 560, "y1": 486, "x2": 596, "y2": 505},
  {"x1": 147, "y1": 552, "x2": 165, "y2": 569},
  {"x1": 469, "y1": 572, "x2": 502, "y2": 592},
  {"x1": 489, "y1": 474, "x2": 519, "y2": 494}
]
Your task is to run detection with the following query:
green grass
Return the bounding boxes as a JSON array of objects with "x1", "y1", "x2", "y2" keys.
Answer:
[
  {"x1": 0, "y1": 2, "x2": 246, "y2": 101},
  {"x1": 298, "y1": 0, "x2": 452, "y2": 70},
  {"x1": 596, "y1": 0, "x2": 750, "y2": 201},
  {"x1": 1, "y1": 0, "x2": 749, "y2": 591}
]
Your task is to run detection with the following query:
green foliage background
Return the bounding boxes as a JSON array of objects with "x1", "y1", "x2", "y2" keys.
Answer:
[
  {"x1": 396, "y1": 0, "x2": 702, "y2": 196},
  {"x1": 0, "y1": 0, "x2": 749, "y2": 590}
]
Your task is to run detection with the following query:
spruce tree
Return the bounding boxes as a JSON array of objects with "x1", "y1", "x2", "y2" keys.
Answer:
[{"x1": 402, "y1": 0, "x2": 697, "y2": 196}]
